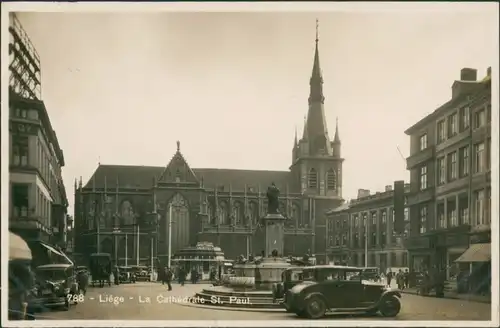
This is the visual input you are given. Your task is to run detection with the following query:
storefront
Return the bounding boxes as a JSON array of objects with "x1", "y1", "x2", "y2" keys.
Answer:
[{"x1": 405, "y1": 235, "x2": 431, "y2": 273}]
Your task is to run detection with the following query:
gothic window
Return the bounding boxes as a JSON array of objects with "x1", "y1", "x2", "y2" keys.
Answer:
[
  {"x1": 233, "y1": 202, "x2": 242, "y2": 225},
  {"x1": 308, "y1": 168, "x2": 318, "y2": 189},
  {"x1": 249, "y1": 201, "x2": 258, "y2": 226},
  {"x1": 327, "y1": 168, "x2": 336, "y2": 190},
  {"x1": 279, "y1": 202, "x2": 286, "y2": 216},
  {"x1": 169, "y1": 193, "x2": 190, "y2": 254},
  {"x1": 219, "y1": 201, "x2": 229, "y2": 225},
  {"x1": 207, "y1": 202, "x2": 214, "y2": 225},
  {"x1": 120, "y1": 200, "x2": 135, "y2": 227}
]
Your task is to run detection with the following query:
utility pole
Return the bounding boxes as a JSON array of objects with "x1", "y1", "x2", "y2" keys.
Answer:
[{"x1": 167, "y1": 203, "x2": 173, "y2": 269}]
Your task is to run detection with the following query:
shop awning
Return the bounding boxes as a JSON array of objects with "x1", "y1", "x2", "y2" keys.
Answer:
[
  {"x1": 9, "y1": 232, "x2": 32, "y2": 261},
  {"x1": 41, "y1": 243, "x2": 74, "y2": 265},
  {"x1": 455, "y1": 243, "x2": 491, "y2": 263}
]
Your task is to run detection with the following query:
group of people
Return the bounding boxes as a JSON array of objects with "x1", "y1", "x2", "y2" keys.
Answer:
[
  {"x1": 385, "y1": 269, "x2": 409, "y2": 290},
  {"x1": 158, "y1": 266, "x2": 202, "y2": 290}
]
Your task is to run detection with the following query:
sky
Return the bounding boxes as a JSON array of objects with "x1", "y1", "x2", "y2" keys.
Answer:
[{"x1": 12, "y1": 4, "x2": 498, "y2": 216}]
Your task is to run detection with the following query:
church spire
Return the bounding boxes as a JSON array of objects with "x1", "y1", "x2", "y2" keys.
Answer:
[
  {"x1": 334, "y1": 117, "x2": 341, "y2": 143},
  {"x1": 308, "y1": 19, "x2": 324, "y2": 105},
  {"x1": 302, "y1": 115, "x2": 308, "y2": 140},
  {"x1": 294, "y1": 125, "x2": 298, "y2": 146}
]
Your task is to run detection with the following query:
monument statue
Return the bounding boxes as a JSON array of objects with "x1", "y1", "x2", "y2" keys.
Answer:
[{"x1": 266, "y1": 182, "x2": 280, "y2": 214}]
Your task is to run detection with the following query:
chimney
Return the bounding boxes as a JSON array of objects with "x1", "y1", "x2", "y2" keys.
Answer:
[
  {"x1": 385, "y1": 185, "x2": 393, "y2": 192},
  {"x1": 460, "y1": 68, "x2": 477, "y2": 81},
  {"x1": 357, "y1": 189, "x2": 370, "y2": 198}
]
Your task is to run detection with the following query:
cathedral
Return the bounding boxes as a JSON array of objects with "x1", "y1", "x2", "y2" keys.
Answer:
[{"x1": 73, "y1": 31, "x2": 344, "y2": 264}]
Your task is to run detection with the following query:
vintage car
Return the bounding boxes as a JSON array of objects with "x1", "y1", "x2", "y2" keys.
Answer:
[
  {"x1": 272, "y1": 267, "x2": 306, "y2": 303},
  {"x1": 31, "y1": 264, "x2": 79, "y2": 311},
  {"x1": 283, "y1": 265, "x2": 402, "y2": 319},
  {"x1": 119, "y1": 266, "x2": 136, "y2": 283},
  {"x1": 350, "y1": 267, "x2": 381, "y2": 282},
  {"x1": 132, "y1": 265, "x2": 150, "y2": 281}
]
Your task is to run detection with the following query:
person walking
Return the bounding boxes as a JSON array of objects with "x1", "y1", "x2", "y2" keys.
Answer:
[
  {"x1": 165, "y1": 267, "x2": 173, "y2": 291},
  {"x1": 386, "y1": 270, "x2": 393, "y2": 287},
  {"x1": 404, "y1": 269, "x2": 410, "y2": 289},
  {"x1": 178, "y1": 267, "x2": 186, "y2": 286},
  {"x1": 396, "y1": 269, "x2": 404, "y2": 289},
  {"x1": 77, "y1": 269, "x2": 89, "y2": 295}
]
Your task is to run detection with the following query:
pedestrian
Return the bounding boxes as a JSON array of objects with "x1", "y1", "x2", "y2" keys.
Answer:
[
  {"x1": 386, "y1": 270, "x2": 393, "y2": 287},
  {"x1": 113, "y1": 266, "x2": 120, "y2": 285},
  {"x1": 77, "y1": 269, "x2": 89, "y2": 295},
  {"x1": 396, "y1": 269, "x2": 404, "y2": 289},
  {"x1": 165, "y1": 267, "x2": 173, "y2": 291},
  {"x1": 161, "y1": 266, "x2": 167, "y2": 285},
  {"x1": 178, "y1": 267, "x2": 186, "y2": 286},
  {"x1": 404, "y1": 269, "x2": 409, "y2": 289}
]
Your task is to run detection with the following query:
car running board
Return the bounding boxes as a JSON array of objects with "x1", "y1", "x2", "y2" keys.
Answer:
[{"x1": 328, "y1": 306, "x2": 376, "y2": 312}]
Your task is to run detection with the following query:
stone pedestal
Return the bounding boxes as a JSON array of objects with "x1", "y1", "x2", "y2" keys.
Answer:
[{"x1": 262, "y1": 213, "x2": 286, "y2": 257}]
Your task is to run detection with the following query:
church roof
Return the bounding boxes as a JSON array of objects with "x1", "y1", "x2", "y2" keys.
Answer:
[{"x1": 83, "y1": 164, "x2": 291, "y2": 192}]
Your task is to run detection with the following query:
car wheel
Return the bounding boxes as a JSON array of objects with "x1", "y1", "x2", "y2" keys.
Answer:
[
  {"x1": 305, "y1": 296, "x2": 327, "y2": 319},
  {"x1": 379, "y1": 295, "x2": 401, "y2": 317}
]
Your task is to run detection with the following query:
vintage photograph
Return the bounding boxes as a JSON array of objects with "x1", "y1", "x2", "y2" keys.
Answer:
[{"x1": 3, "y1": 2, "x2": 497, "y2": 325}]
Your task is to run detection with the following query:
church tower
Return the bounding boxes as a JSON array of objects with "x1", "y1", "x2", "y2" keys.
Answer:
[{"x1": 291, "y1": 20, "x2": 344, "y2": 201}]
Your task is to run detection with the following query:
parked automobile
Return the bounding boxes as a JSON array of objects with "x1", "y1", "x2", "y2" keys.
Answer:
[
  {"x1": 272, "y1": 267, "x2": 306, "y2": 304},
  {"x1": 30, "y1": 264, "x2": 79, "y2": 312},
  {"x1": 349, "y1": 267, "x2": 381, "y2": 282},
  {"x1": 283, "y1": 265, "x2": 402, "y2": 319},
  {"x1": 119, "y1": 266, "x2": 136, "y2": 283},
  {"x1": 131, "y1": 265, "x2": 149, "y2": 281}
]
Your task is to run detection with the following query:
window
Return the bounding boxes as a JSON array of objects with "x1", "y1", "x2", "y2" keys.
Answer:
[
  {"x1": 474, "y1": 109, "x2": 486, "y2": 129},
  {"x1": 459, "y1": 146, "x2": 469, "y2": 177},
  {"x1": 448, "y1": 200, "x2": 457, "y2": 227},
  {"x1": 419, "y1": 165, "x2": 428, "y2": 190},
  {"x1": 12, "y1": 184, "x2": 29, "y2": 217},
  {"x1": 474, "y1": 142, "x2": 485, "y2": 173},
  {"x1": 326, "y1": 168, "x2": 336, "y2": 190},
  {"x1": 419, "y1": 206, "x2": 427, "y2": 234},
  {"x1": 381, "y1": 211, "x2": 387, "y2": 224},
  {"x1": 353, "y1": 215, "x2": 359, "y2": 227},
  {"x1": 335, "y1": 236, "x2": 340, "y2": 246},
  {"x1": 459, "y1": 196, "x2": 469, "y2": 225},
  {"x1": 381, "y1": 232, "x2": 386, "y2": 247},
  {"x1": 437, "y1": 203, "x2": 446, "y2": 229},
  {"x1": 437, "y1": 120, "x2": 445, "y2": 143},
  {"x1": 354, "y1": 233, "x2": 359, "y2": 248},
  {"x1": 343, "y1": 218, "x2": 347, "y2": 228},
  {"x1": 461, "y1": 106, "x2": 470, "y2": 131},
  {"x1": 335, "y1": 219, "x2": 340, "y2": 229},
  {"x1": 308, "y1": 168, "x2": 317, "y2": 188},
  {"x1": 328, "y1": 236, "x2": 333, "y2": 247},
  {"x1": 485, "y1": 188, "x2": 491, "y2": 225},
  {"x1": 342, "y1": 234, "x2": 347, "y2": 246},
  {"x1": 371, "y1": 212, "x2": 377, "y2": 225},
  {"x1": 486, "y1": 138, "x2": 491, "y2": 171},
  {"x1": 371, "y1": 232, "x2": 377, "y2": 246},
  {"x1": 447, "y1": 151, "x2": 457, "y2": 181},
  {"x1": 437, "y1": 157, "x2": 446, "y2": 185},
  {"x1": 448, "y1": 113, "x2": 458, "y2": 137},
  {"x1": 474, "y1": 190, "x2": 485, "y2": 226},
  {"x1": 362, "y1": 213, "x2": 367, "y2": 227},
  {"x1": 419, "y1": 134, "x2": 427, "y2": 151},
  {"x1": 12, "y1": 136, "x2": 29, "y2": 166}
]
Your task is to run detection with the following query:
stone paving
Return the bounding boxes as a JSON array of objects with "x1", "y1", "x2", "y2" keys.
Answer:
[{"x1": 34, "y1": 282, "x2": 492, "y2": 321}]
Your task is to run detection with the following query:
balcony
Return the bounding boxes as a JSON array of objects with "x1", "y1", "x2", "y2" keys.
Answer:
[
  {"x1": 406, "y1": 146, "x2": 435, "y2": 170},
  {"x1": 406, "y1": 187, "x2": 435, "y2": 206}
]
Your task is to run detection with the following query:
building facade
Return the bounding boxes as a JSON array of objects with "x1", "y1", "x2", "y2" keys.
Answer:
[
  {"x1": 74, "y1": 32, "x2": 345, "y2": 264},
  {"x1": 326, "y1": 185, "x2": 410, "y2": 272},
  {"x1": 9, "y1": 13, "x2": 70, "y2": 265},
  {"x1": 404, "y1": 67, "x2": 492, "y2": 278}
]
